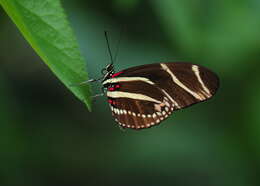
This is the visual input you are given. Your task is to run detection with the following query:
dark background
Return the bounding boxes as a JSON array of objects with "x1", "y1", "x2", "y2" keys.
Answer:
[{"x1": 0, "y1": 0, "x2": 260, "y2": 186}]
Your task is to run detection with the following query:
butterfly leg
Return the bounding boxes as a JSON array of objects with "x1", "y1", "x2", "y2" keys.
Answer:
[
  {"x1": 70, "y1": 78, "x2": 103, "y2": 87},
  {"x1": 90, "y1": 86, "x2": 107, "y2": 102},
  {"x1": 91, "y1": 93, "x2": 104, "y2": 98},
  {"x1": 90, "y1": 93, "x2": 104, "y2": 103}
]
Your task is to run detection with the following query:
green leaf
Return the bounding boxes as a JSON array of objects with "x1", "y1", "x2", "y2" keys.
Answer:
[{"x1": 0, "y1": 0, "x2": 92, "y2": 110}]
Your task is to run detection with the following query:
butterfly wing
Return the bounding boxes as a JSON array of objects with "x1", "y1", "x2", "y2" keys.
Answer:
[
  {"x1": 103, "y1": 62, "x2": 219, "y2": 129},
  {"x1": 107, "y1": 81, "x2": 175, "y2": 129}
]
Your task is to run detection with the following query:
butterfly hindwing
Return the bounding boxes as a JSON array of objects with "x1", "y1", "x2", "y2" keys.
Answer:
[{"x1": 110, "y1": 97, "x2": 175, "y2": 129}]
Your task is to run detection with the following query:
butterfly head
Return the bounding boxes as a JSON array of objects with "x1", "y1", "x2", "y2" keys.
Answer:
[{"x1": 102, "y1": 63, "x2": 115, "y2": 81}]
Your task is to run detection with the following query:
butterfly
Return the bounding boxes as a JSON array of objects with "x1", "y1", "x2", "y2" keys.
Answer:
[
  {"x1": 85, "y1": 32, "x2": 219, "y2": 130},
  {"x1": 99, "y1": 62, "x2": 219, "y2": 130}
]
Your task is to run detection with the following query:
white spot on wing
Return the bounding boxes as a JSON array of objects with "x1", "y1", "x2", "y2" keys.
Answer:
[{"x1": 165, "y1": 101, "x2": 170, "y2": 107}]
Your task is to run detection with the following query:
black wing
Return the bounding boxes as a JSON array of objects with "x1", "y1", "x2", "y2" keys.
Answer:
[{"x1": 105, "y1": 62, "x2": 219, "y2": 130}]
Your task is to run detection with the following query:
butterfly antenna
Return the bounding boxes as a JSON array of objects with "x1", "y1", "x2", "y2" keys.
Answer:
[
  {"x1": 113, "y1": 26, "x2": 124, "y2": 63},
  {"x1": 104, "y1": 31, "x2": 114, "y2": 65}
]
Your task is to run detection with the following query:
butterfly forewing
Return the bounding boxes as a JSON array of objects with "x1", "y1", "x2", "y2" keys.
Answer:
[{"x1": 104, "y1": 62, "x2": 219, "y2": 130}]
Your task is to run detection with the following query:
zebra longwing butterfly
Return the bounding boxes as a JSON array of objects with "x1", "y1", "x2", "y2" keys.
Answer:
[
  {"x1": 100, "y1": 62, "x2": 219, "y2": 130},
  {"x1": 88, "y1": 32, "x2": 219, "y2": 130}
]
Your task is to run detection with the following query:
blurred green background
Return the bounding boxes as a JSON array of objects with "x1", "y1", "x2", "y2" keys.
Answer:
[{"x1": 1, "y1": 0, "x2": 260, "y2": 186}]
